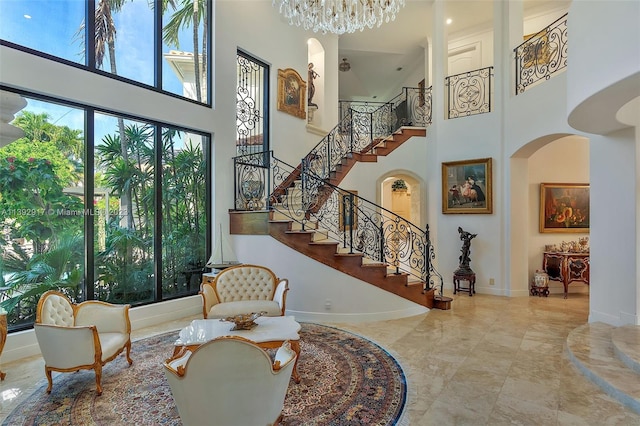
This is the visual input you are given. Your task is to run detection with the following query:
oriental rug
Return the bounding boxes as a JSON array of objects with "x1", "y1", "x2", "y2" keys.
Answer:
[{"x1": 3, "y1": 323, "x2": 407, "y2": 426}]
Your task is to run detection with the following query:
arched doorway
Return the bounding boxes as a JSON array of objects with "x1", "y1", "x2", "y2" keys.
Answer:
[{"x1": 509, "y1": 134, "x2": 590, "y2": 298}]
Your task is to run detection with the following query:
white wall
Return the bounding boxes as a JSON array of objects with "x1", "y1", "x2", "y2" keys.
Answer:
[
  {"x1": 214, "y1": 1, "x2": 339, "y2": 229},
  {"x1": 566, "y1": 0, "x2": 640, "y2": 135},
  {"x1": 231, "y1": 235, "x2": 428, "y2": 322},
  {"x1": 589, "y1": 128, "x2": 637, "y2": 325}
]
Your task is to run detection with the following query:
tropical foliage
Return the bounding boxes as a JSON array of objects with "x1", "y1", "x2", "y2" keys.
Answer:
[
  {"x1": 1, "y1": 113, "x2": 208, "y2": 329},
  {"x1": 1, "y1": 0, "x2": 210, "y2": 331}
]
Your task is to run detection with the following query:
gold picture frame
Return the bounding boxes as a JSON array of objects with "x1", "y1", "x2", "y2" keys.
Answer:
[
  {"x1": 539, "y1": 183, "x2": 589, "y2": 233},
  {"x1": 338, "y1": 190, "x2": 358, "y2": 231},
  {"x1": 442, "y1": 157, "x2": 492, "y2": 214},
  {"x1": 277, "y1": 68, "x2": 306, "y2": 120}
]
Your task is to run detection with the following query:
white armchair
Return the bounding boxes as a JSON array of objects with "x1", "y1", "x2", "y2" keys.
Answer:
[
  {"x1": 163, "y1": 336, "x2": 297, "y2": 426},
  {"x1": 34, "y1": 290, "x2": 133, "y2": 395},
  {"x1": 200, "y1": 264, "x2": 289, "y2": 319}
]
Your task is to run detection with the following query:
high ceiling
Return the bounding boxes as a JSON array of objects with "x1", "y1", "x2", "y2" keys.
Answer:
[{"x1": 337, "y1": 0, "x2": 571, "y2": 101}]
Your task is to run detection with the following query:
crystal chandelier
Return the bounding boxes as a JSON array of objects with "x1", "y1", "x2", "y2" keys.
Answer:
[{"x1": 273, "y1": 0, "x2": 406, "y2": 35}]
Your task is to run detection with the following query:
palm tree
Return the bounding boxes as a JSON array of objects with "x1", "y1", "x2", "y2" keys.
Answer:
[
  {"x1": 0, "y1": 233, "x2": 84, "y2": 325},
  {"x1": 79, "y1": 0, "x2": 135, "y2": 228},
  {"x1": 162, "y1": 0, "x2": 207, "y2": 102}
]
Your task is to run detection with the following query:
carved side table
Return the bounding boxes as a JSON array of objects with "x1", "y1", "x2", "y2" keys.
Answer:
[
  {"x1": 0, "y1": 313, "x2": 6, "y2": 380},
  {"x1": 453, "y1": 273, "x2": 476, "y2": 296}
]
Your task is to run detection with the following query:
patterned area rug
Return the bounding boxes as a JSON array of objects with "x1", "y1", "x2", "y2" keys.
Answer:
[{"x1": 3, "y1": 323, "x2": 406, "y2": 425}]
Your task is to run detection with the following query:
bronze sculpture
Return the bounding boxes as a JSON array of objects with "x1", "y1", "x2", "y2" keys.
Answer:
[
  {"x1": 308, "y1": 62, "x2": 319, "y2": 107},
  {"x1": 455, "y1": 226, "x2": 477, "y2": 275}
]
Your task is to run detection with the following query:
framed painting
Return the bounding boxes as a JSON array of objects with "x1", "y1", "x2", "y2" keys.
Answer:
[
  {"x1": 442, "y1": 157, "x2": 492, "y2": 214},
  {"x1": 539, "y1": 183, "x2": 589, "y2": 233},
  {"x1": 339, "y1": 190, "x2": 358, "y2": 231},
  {"x1": 277, "y1": 68, "x2": 306, "y2": 120}
]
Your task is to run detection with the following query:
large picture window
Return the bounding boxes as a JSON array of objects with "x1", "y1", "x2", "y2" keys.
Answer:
[
  {"x1": 0, "y1": 0, "x2": 211, "y2": 104},
  {"x1": 0, "y1": 91, "x2": 210, "y2": 331}
]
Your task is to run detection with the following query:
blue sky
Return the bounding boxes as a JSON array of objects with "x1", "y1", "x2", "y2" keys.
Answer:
[{"x1": 0, "y1": 0, "x2": 198, "y2": 143}]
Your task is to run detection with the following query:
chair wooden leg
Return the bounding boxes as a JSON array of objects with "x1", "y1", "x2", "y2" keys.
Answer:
[
  {"x1": 45, "y1": 367, "x2": 53, "y2": 393},
  {"x1": 125, "y1": 340, "x2": 133, "y2": 365},
  {"x1": 0, "y1": 370, "x2": 5, "y2": 380},
  {"x1": 94, "y1": 365, "x2": 103, "y2": 396}
]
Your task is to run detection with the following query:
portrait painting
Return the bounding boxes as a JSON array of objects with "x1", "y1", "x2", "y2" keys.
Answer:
[
  {"x1": 277, "y1": 68, "x2": 306, "y2": 119},
  {"x1": 442, "y1": 157, "x2": 493, "y2": 214}
]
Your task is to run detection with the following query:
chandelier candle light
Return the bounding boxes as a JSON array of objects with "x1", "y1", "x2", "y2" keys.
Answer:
[{"x1": 273, "y1": 0, "x2": 406, "y2": 34}]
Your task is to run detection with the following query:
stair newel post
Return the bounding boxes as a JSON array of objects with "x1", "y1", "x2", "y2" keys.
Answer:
[
  {"x1": 326, "y1": 133, "x2": 331, "y2": 179},
  {"x1": 369, "y1": 110, "x2": 374, "y2": 152},
  {"x1": 425, "y1": 224, "x2": 431, "y2": 290},
  {"x1": 349, "y1": 108, "x2": 356, "y2": 154},
  {"x1": 348, "y1": 192, "x2": 355, "y2": 254},
  {"x1": 266, "y1": 150, "x2": 272, "y2": 210},
  {"x1": 379, "y1": 222, "x2": 385, "y2": 266},
  {"x1": 300, "y1": 157, "x2": 308, "y2": 232},
  {"x1": 233, "y1": 156, "x2": 238, "y2": 210},
  {"x1": 391, "y1": 217, "x2": 401, "y2": 275}
]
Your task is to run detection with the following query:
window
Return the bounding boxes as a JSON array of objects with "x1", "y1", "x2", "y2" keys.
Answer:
[
  {"x1": 0, "y1": 0, "x2": 211, "y2": 104},
  {"x1": 0, "y1": 91, "x2": 210, "y2": 330},
  {"x1": 236, "y1": 51, "x2": 269, "y2": 155}
]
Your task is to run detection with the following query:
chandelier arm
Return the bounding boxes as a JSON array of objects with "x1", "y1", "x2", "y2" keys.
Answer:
[{"x1": 273, "y1": 0, "x2": 405, "y2": 35}]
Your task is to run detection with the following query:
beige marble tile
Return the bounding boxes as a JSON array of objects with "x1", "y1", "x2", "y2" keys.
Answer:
[{"x1": 2, "y1": 292, "x2": 640, "y2": 425}]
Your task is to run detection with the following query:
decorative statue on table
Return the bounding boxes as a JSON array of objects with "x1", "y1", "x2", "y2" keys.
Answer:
[{"x1": 455, "y1": 226, "x2": 477, "y2": 276}]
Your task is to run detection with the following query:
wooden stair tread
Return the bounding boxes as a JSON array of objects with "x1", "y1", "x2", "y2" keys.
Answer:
[{"x1": 234, "y1": 126, "x2": 436, "y2": 309}]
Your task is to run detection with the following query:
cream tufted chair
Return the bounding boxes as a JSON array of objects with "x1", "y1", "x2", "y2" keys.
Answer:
[
  {"x1": 163, "y1": 336, "x2": 297, "y2": 426},
  {"x1": 34, "y1": 290, "x2": 132, "y2": 395},
  {"x1": 200, "y1": 264, "x2": 289, "y2": 319}
]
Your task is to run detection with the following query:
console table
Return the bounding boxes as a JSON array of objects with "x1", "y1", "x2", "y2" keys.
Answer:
[{"x1": 542, "y1": 252, "x2": 589, "y2": 299}]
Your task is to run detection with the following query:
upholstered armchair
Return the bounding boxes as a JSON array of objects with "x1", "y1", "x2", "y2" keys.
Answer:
[
  {"x1": 163, "y1": 336, "x2": 297, "y2": 426},
  {"x1": 200, "y1": 264, "x2": 289, "y2": 319},
  {"x1": 34, "y1": 290, "x2": 133, "y2": 395}
]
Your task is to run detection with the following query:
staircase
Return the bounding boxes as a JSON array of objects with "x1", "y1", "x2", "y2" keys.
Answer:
[
  {"x1": 231, "y1": 87, "x2": 446, "y2": 309},
  {"x1": 267, "y1": 178, "x2": 435, "y2": 308},
  {"x1": 271, "y1": 126, "x2": 425, "y2": 208}
]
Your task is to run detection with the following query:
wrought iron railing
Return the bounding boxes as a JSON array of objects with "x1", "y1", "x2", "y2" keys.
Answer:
[
  {"x1": 339, "y1": 86, "x2": 432, "y2": 128},
  {"x1": 305, "y1": 86, "x2": 432, "y2": 182},
  {"x1": 445, "y1": 66, "x2": 493, "y2": 119},
  {"x1": 515, "y1": 13, "x2": 568, "y2": 94},
  {"x1": 233, "y1": 150, "x2": 443, "y2": 294}
]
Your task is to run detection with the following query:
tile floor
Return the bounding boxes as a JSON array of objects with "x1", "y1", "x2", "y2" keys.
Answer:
[{"x1": 1, "y1": 292, "x2": 639, "y2": 425}]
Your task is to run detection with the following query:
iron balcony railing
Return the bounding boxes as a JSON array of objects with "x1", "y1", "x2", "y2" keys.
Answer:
[
  {"x1": 233, "y1": 150, "x2": 444, "y2": 295},
  {"x1": 445, "y1": 66, "x2": 494, "y2": 119},
  {"x1": 515, "y1": 13, "x2": 568, "y2": 94}
]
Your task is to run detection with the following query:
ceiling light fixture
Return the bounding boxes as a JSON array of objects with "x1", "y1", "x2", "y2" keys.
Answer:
[
  {"x1": 339, "y1": 58, "x2": 351, "y2": 72},
  {"x1": 273, "y1": 0, "x2": 406, "y2": 35}
]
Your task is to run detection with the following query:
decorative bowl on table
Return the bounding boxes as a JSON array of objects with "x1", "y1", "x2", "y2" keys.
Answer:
[{"x1": 221, "y1": 312, "x2": 267, "y2": 330}]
